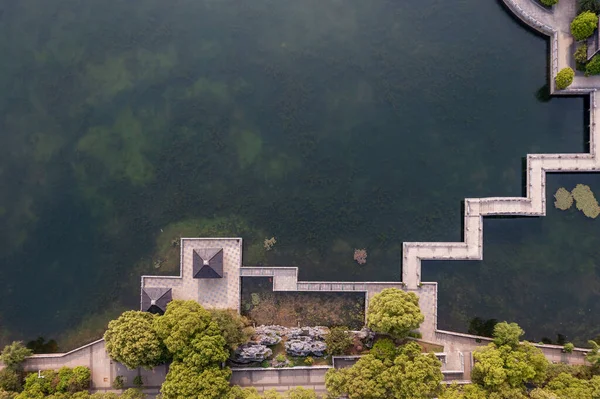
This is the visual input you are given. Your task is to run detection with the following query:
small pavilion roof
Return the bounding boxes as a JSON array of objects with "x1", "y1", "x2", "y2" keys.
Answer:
[
  {"x1": 141, "y1": 287, "x2": 172, "y2": 314},
  {"x1": 192, "y1": 248, "x2": 224, "y2": 278}
]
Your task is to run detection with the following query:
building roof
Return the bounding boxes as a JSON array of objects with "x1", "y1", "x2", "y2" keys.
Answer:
[
  {"x1": 192, "y1": 248, "x2": 224, "y2": 278},
  {"x1": 141, "y1": 287, "x2": 172, "y2": 314}
]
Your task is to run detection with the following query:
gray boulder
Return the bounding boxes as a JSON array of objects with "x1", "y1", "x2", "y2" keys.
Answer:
[
  {"x1": 288, "y1": 326, "x2": 328, "y2": 340},
  {"x1": 285, "y1": 336, "x2": 327, "y2": 357},
  {"x1": 256, "y1": 332, "x2": 281, "y2": 346},
  {"x1": 232, "y1": 343, "x2": 273, "y2": 364}
]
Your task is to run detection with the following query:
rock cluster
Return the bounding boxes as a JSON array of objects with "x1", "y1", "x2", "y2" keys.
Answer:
[
  {"x1": 253, "y1": 325, "x2": 330, "y2": 357},
  {"x1": 356, "y1": 327, "x2": 375, "y2": 348},
  {"x1": 231, "y1": 343, "x2": 273, "y2": 364},
  {"x1": 285, "y1": 336, "x2": 327, "y2": 357}
]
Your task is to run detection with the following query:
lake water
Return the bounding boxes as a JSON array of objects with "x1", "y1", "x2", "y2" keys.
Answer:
[{"x1": 0, "y1": 0, "x2": 593, "y2": 347}]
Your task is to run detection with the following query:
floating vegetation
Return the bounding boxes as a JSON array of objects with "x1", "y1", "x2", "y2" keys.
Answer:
[
  {"x1": 571, "y1": 184, "x2": 600, "y2": 218},
  {"x1": 353, "y1": 249, "x2": 367, "y2": 265},
  {"x1": 554, "y1": 187, "x2": 574, "y2": 210},
  {"x1": 264, "y1": 237, "x2": 277, "y2": 251}
]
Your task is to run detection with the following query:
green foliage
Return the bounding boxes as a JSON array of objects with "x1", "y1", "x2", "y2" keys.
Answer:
[
  {"x1": 555, "y1": 68, "x2": 575, "y2": 90},
  {"x1": 586, "y1": 340, "x2": 600, "y2": 366},
  {"x1": 439, "y1": 383, "x2": 488, "y2": 399},
  {"x1": 545, "y1": 363, "x2": 592, "y2": 383},
  {"x1": 304, "y1": 356, "x2": 314, "y2": 365},
  {"x1": 325, "y1": 326, "x2": 353, "y2": 356},
  {"x1": 104, "y1": 311, "x2": 167, "y2": 370},
  {"x1": 120, "y1": 388, "x2": 146, "y2": 399},
  {"x1": 154, "y1": 300, "x2": 226, "y2": 362},
  {"x1": 472, "y1": 341, "x2": 548, "y2": 393},
  {"x1": 325, "y1": 342, "x2": 442, "y2": 399},
  {"x1": 112, "y1": 376, "x2": 124, "y2": 390},
  {"x1": 563, "y1": 343, "x2": 575, "y2": 353},
  {"x1": 1, "y1": 342, "x2": 32, "y2": 370},
  {"x1": 367, "y1": 288, "x2": 424, "y2": 339},
  {"x1": 208, "y1": 309, "x2": 254, "y2": 351},
  {"x1": 580, "y1": 0, "x2": 600, "y2": 13},
  {"x1": 251, "y1": 293, "x2": 261, "y2": 306},
  {"x1": 132, "y1": 375, "x2": 143, "y2": 388},
  {"x1": 17, "y1": 367, "x2": 91, "y2": 397},
  {"x1": 575, "y1": 44, "x2": 589, "y2": 64},
  {"x1": 587, "y1": 54, "x2": 600, "y2": 76},
  {"x1": 275, "y1": 354, "x2": 286, "y2": 362},
  {"x1": 160, "y1": 362, "x2": 231, "y2": 399},
  {"x1": 0, "y1": 369, "x2": 21, "y2": 393},
  {"x1": 540, "y1": 0, "x2": 558, "y2": 5},
  {"x1": 286, "y1": 387, "x2": 319, "y2": 399},
  {"x1": 370, "y1": 338, "x2": 398, "y2": 361},
  {"x1": 493, "y1": 322, "x2": 524, "y2": 349},
  {"x1": 571, "y1": 11, "x2": 599, "y2": 41}
]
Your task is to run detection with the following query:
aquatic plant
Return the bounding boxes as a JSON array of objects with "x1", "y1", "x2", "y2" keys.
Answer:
[
  {"x1": 571, "y1": 184, "x2": 600, "y2": 218},
  {"x1": 353, "y1": 249, "x2": 367, "y2": 265},
  {"x1": 554, "y1": 187, "x2": 574, "y2": 210},
  {"x1": 264, "y1": 237, "x2": 277, "y2": 251}
]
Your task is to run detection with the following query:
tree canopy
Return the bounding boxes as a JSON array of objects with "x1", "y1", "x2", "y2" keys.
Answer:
[
  {"x1": 160, "y1": 362, "x2": 231, "y2": 399},
  {"x1": 366, "y1": 288, "x2": 424, "y2": 338},
  {"x1": 325, "y1": 341, "x2": 442, "y2": 399},
  {"x1": 0, "y1": 342, "x2": 32, "y2": 370},
  {"x1": 208, "y1": 309, "x2": 254, "y2": 351},
  {"x1": 492, "y1": 322, "x2": 524, "y2": 349},
  {"x1": 104, "y1": 311, "x2": 167, "y2": 369},
  {"x1": 571, "y1": 11, "x2": 599, "y2": 41},
  {"x1": 325, "y1": 326, "x2": 353, "y2": 356}
]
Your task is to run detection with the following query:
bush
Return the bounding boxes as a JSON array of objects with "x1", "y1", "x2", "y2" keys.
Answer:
[
  {"x1": 275, "y1": 354, "x2": 286, "y2": 363},
  {"x1": 575, "y1": 43, "x2": 589, "y2": 63},
  {"x1": 571, "y1": 11, "x2": 599, "y2": 41},
  {"x1": 0, "y1": 343, "x2": 32, "y2": 370},
  {"x1": 555, "y1": 67, "x2": 575, "y2": 89},
  {"x1": 0, "y1": 369, "x2": 21, "y2": 392},
  {"x1": 133, "y1": 375, "x2": 143, "y2": 388},
  {"x1": 370, "y1": 338, "x2": 398, "y2": 361},
  {"x1": 304, "y1": 356, "x2": 314, "y2": 366},
  {"x1": 367, "y1": 288, "x2": 424, "y2": 338},
  {"x1": 325, "y1": 327, "x2": 353, "y2": 356},
  {"x1": 112, "y1": 376, "x2": 124, "y2": 390},
  {"x1": 541, "y1": 0, "x2": 558, "y2": 5},
  {"x1": 563, "y1": 342, "x2": 575, "y2": 353}
]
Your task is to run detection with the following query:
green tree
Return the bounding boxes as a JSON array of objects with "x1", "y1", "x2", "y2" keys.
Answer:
[
  {"x1": 571, "y1": 11, "x2": 599, "y2": 41},
  {"x1": 120, "y1": 388, "x2": 146, "y2": 399},
  {"x1": 208, "y1": 309, "x2": 254, "y2": 351},
  {"x1": 370, "y1": 338, "x2": 398, "y2": 361},
  {"x1": 0, "y1": 342, "x2": 32, "y2": 370},
  {"x1": 160, "y1": 362, "x2": 231, "y2": 399},
  {"x1": 587, "y1": 340, "x2": 600, "y2": 366},
  {"x1": 492, "y1": 322, "x2": 523, "y2": 349},
  {"x1": 367, "y1": 288, "x2": 424, "y2": 339},
  {"x1": 325, "y1": 326, "x2": 353, "y2": 356},
  {"x1": 0, "y1": 369, "x2": 21, "y2": 393},
  {"x1": 55, "y1": 366, "x2": 91, "y2": 392},
  {"x1": 575, "y1": 43, "x2": 589, "y2": 64},
  {"x1": 104, "y1": 311, "x2": 167, "y2": 369},
  {"x1": 286, "y1": 387, "x2": 318, "y2": 399},
  {"x1": 580, "y1": 0, "x2": 600, "y2": 13},
  {"x1": 555, "y1": 68, "x2": 575, "y2": 90},
  {"x1": 325, "y1": 342, "x2": 441, "y2": 399},
  {"x1": 180, "y1": 332, "x2": 229, "y2": 370},
  {"x1": 439, "y1": 383, "x2": 488, "y2": 399},
  {"x1": 154, "y1": 300, "x2": 225, "y2": 361}
]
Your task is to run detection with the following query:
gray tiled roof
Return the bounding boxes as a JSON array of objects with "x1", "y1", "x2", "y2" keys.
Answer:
[
  {"x1": 192, "y1": 248, "x2": 224, "y2": 278},
  {"x1": 142, "y1": 287, "x2": 172, "y2": 314}
]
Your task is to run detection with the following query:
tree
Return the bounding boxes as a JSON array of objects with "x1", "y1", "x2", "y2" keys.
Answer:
[
  {"x1": 120, "y1": 388, "x2": 146, "y2": 399},
  {"x1": 587, "y1": 340, "x2": 600, "y2": 366},
  {"x1": 575, "y1": 43, "x2": 589, "y2": 64},
  {"x1": 0, "y1": 369, "x2": 21, "y2": 393},
  {"x1": 0, "y1": 342, "x2": 32, "y2": 370},
  {"x1": 180, "y1": 332, "x2": 229, "y2": 370},
  {"x1": 325, "y1": 342, "x2": 442, "y2": 399},
  {"x1": 160, "y1": 362, "x2": 231, "y2": 399},
  {"x1": 579, "y1": 0, "x2": 600, "y2": 13},
  {"x1": 587, "y1": 54, "x2": 600, "y2": 76},
  {"x1": 208, "y1": 309, "x2": 254, "y2": 351},
  {"x1": 571, "y1": 11, "x2": 599, "y2": 41},
  {"x1": 370, "y1": 338, "x2": 398, "y2": 361},
  {"x1": 104, "y1": 310, "x2": 167, "y2": 370},
  {"x1": 555, "y1": 67, "x2": 575, "y2": 90},
  {"x1": 492, "y1": 322, "x2": 523, "y2": 349},
  {"x1": 154, "y1": 300, "x2": 225, "y2": 361},
  {"x1": 367, "y1": 288, "x2": 424, "y2": 338},
  {"x1": 325, "y1": 326, "x2": 353, "y2": 356},
  {"x1": 286, "y1": 387, "x2": 318, "y2": 399},
  {"x1": 439, "y1": 384, "x2": 488, "y2": 399}
]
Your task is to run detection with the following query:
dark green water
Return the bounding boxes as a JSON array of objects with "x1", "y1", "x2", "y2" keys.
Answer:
[{"x1": 0, "y1": 0, "x2": 591, "y2": 345}]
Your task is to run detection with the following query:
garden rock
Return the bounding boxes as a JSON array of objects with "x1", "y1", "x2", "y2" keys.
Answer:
[
  {"x1": 285, "y1": 336, "x2": 327, "y2": 357},
  {"x1": 232, "y1": 343, "x2": 273, "y2": 364},
  {"x1": 256, "y1": 332, "x2": 281, "y2": 346},
  {"x1": 288, "y1": 326, "x2": 328, "y2": 340},
  {"x1": 255, "y1": 325, "x2": 289, "y2": 336},
  {"x1": 357, "y1": 327, "x2": 375, "y2": 348}
]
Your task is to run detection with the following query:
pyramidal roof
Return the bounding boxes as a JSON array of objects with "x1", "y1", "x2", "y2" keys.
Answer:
[
  {"x1": 192, "y1": 248, "x2": 224, "y2": 279},
  {"x1": 141, "y1": 287, "x2": 172, "y2": 314}
]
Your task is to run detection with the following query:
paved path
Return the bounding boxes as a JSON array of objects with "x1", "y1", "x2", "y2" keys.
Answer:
[{"x1": 402, "y1": 0, "x2": 600, "y2": 289}]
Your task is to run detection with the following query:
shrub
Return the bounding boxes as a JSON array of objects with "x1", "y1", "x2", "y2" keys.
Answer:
[
  {"x1": 0, "y1": 342, "x2": 32, "y2": 370},
  {"x1": 325, "y1": 326, "x2": 353, "y2": 356},
  {"x1": 555, "y1": 67, "x2": 575, "y2": 89},
  {"x1": 587, "y1": 54, "x2": 600, "y2": 75},
  {"x1": 275, "y1": 354, "x2": 286, "y2": 363},
  {"x1": 112, "y1": 376, "x2": 124, "y2": 390},
  {"x1": 0, "y1": 369, "x2": 21, "y2": 392},
  {"x1": 575, "y1": 43, "x2": 589, "y2": 64},
  {"x1": 370, "y1": 338, "x2": 398, "y2": 361},
  {"x1": 133, "y1": 375, "x2": 143, "y2": 388},
  {"x1": 541, "y1": 0, "x2": 558, "y2": 5},
  {"x1": 563, "y1": 342, "x2": 575, "y2": 353},
  {"x1": 571, "y1": 11, "x2": 599, "y2": 41},
  {"x1": 304, "y1": 356, "x2": 314, "y2": 365},
  {"x1": 208, "y1": 309, "x2": 254, "y2": 351},
  {"x1": 367, "y1": 288, "x2": 424, "y2": 338}
]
